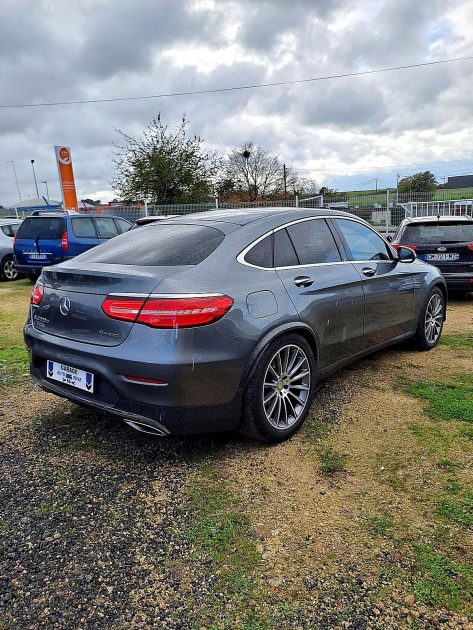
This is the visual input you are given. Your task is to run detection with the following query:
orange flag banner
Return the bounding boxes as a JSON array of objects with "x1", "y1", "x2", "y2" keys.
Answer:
[{"x1": 55, "y1": 146, "x2": 78, "y2": 210}]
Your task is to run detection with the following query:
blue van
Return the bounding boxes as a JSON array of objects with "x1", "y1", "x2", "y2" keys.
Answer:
[{"x1": 14, "y1": 212, "x2": 132, "y2": 279}]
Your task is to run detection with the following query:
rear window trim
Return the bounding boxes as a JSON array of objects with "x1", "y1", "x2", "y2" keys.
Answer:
[{"x1": 238, "y1": 215, "x2": 381, "y2": 270}]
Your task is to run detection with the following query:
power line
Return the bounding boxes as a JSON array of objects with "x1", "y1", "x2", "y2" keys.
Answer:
[
  {"x1": 294, "y1": 156, "x2": 473, "y2": 174},
  {"x1": 1, "y1": 55, "x2": 473, "y2": 109}
]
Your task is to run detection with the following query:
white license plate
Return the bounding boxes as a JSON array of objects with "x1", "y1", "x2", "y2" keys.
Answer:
[
  {"x1": 425, "y1": 253, "x2": 459, "y2": 261},
  {"x1": 28, "y1": 253, "x2": 49, "y2": 260},
  {"x1": 46, "y1": 360, "x2": 94, "y2": 392}
]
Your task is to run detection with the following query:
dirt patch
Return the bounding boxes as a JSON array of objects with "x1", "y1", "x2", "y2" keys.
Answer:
[{"x1": 215, "y1": 304, "x2": 473, "y2": 625}]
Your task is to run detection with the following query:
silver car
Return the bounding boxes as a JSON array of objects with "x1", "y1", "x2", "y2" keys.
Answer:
[
  {"x1": 25, "y1": 208, "x2": 447, "y2": 442},
  {"x1": 0, "y1": 218, "x2": 22, "y2": 281}
]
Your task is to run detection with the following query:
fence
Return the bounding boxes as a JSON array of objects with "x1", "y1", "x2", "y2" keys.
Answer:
[{"x1": 2, "y1": 187, "x2": 472, "y2": 234}]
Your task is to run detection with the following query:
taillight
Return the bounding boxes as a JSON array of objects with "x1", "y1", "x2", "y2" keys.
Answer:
[
  {"x1": 13, "y1": 233, "x2": 17, "y2": 248},
  {"x1": 61, "y1": 231, "x2": 69, "y2": 251},
  {"x1": 31, "y1": 282, "x2": 44, "y2": 305},
  {"x1": 467, "y1": 244, "x2": 473, "y2": 251},
  {"x1": 101, "y1": 297, "x2": 146, "y2": 322},
  {"x1": 102, "y1": 294, "x2": 234, "y2": 328},
  {"x1": 393, "y1": 244, "x2": 417, "y2": 250}
]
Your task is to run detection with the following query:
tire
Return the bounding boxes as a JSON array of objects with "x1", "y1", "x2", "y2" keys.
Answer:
[
  {"x1": 1, "y1": 255, "x2": 18, "y2": 281},
  {"x1": 413, "y1": 288, "x2": 445, "y2": 351},
  {"x1": 240, "y1": 333, "x2": 316, "y2": 443}
]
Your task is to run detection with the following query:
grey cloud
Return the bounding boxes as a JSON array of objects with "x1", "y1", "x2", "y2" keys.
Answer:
[{"x1": 0, "y1": 0, "x2": 471, "y2": 206}]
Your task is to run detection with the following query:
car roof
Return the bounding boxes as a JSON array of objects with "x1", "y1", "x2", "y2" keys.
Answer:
[
  {"x1": 403, "y1": 215, "x2": 473, "y2": 224},
  {"x1": 0, "y1": 218, "x2": 22, "y2": 225},
  {"x1": 160, "y1": 207, "x2": 352, "y2": 227},
  {"x1": 23, "y1": 213, "x2": 126, "y2": 220}
]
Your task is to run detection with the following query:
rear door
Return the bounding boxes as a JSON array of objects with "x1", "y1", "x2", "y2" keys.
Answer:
[
  {"x1": 274, "y1": 218, "x2": 365, "y2": 367},
  {"x1": 331, "y1": 218, "x2": 415, "y2": 348},
  {"x1": 69, "y1": 216, "x2": 99, "y2": 256},
  {"x1": 14, "y1": 216, "x2": 66, "y2": 267}
]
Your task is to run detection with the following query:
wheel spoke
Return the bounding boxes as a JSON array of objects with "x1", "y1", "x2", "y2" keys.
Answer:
[
  {"x1": 264, "y1": 390, "x2": 277, "y2": 405},
  {"x1": 288, "y1": 390, "x2": 305, "y2": 406},
  {"x1": 288, "y1": 357, "x2": 307, "y2": 378}
]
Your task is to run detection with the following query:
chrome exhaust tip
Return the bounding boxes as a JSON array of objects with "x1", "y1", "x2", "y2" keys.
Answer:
[{"x1": 122, "y1": 418, "x2": 167, "y2": 436}]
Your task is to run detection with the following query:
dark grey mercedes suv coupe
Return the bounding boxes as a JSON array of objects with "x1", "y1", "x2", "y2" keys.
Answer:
[{"x1": 24, "y1": 208, "x2": 446, "y2": 442}]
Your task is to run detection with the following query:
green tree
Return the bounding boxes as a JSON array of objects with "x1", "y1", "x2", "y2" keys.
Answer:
[
  {"x1": 398, "y1": 171, "x2": 437, "y2": 193},
  {"x1": 112, "y1": 116, "x2": 221, "y2": 204}
]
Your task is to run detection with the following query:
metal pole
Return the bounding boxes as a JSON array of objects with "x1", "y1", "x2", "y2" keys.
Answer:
[
  {"x1": 295, "y1": 194, "x2": 299, "y2": 208},
  {"x1": 283, "y1": 163, "x2": 287, "y2": 200},
  {"x1": 42, "y1": 180, "x2": 49, "y2": 200},
  {"x1": 31, "y1": 160, "x2": 39, "y2": 197},
  {"x1": 386, "y1": 189, "x2": 390, "y2": 230},
  {"x1": 215, "y1": 196, "x2": 219, "y2": 210},
  {"x1": 7, "y1": 160, "x2": 22, "y2": 202},
  {"x1": 144, "y1": 200, "x2": 148, "y2": 217},
  {"x1": 396, "y1": 173, "x2": 400, "y2": 204}
]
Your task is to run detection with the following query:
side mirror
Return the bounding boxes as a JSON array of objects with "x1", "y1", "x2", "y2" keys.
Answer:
[
  {"x1": 397, "y1": 246, "x2": 417, "y2": 263},
  {"x1": 386, "y1": 235, "x2": 393, "y2": 242}
]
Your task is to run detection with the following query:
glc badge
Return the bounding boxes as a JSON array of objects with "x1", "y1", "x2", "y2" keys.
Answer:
[{"x1": 59, "y1": 296, "x2": 71, "y2": 316}]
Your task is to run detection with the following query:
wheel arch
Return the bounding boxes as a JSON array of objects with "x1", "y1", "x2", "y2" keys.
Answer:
[{"x1": 242, "y1": 323, "x2": 319, "y2": 389}]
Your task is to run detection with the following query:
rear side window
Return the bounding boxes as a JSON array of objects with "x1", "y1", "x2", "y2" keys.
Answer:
[
  {"x1": 402, "y1": 222, "x2": 473, "y2": 244},
  {"x1": 245, "y1": 234, "x2": 273, "y2": 268},
  {"x1": 1, "y1": 223, "x2": 21, "y2": 237},
  {"x1": 287, "y1": 219, "x2": 341, "y2": 264},
  {"x1": 77, "y1": 224, "x2": 225, "y2": 266},
  {"x1": 71, "y1": 217, "x2": 97, "y2": 238},
  {"x1": 274, "y1": 228, "x2": 299, "y2": 266},
  {"x1": 115, "y1": 218, "x2": 132, "y2": 234},
  {"x1": 16, "y1": 217, "x2": 66, "y2": 240},
  {"x1": 95, "y1": 217, "x2": 119, "y2": 239}
]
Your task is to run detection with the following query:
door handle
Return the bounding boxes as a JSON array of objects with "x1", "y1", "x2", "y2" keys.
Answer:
[
  {"x1": 294, "y1": 275, "x2": 314, "y2": 287},
  {"x1": 362, "y1": 267, "x2": 376, "y2": 277}
]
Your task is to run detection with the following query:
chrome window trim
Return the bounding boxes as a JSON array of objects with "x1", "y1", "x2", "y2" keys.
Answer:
[{"x1": 237, "y1": 214, "x2": 395, "y2": 271}]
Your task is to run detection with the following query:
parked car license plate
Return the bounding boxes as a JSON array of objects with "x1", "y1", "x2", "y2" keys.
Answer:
[
  {"x1": 28, "y1": 253, "x2": 48, "y2": 260},
  {"x1": 46, "y1": 360, "x2": 94, "y2": 392},
  {"x1": 425, "y1": 253, "x2": 459, "y2": 261}
]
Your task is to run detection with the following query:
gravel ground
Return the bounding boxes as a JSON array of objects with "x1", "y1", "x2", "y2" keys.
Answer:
[
  {"x1": 1, "y1": 296, "x2": 472, "y2": 629},
  {"x1": 0, "y1": 392, "x2": 219, "y2": 629}
]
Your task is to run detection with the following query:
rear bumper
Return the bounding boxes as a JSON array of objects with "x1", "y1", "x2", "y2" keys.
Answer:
[
  {"x1": 24, "y1": 322, "x2": 252, "y2": 435},
  {"x1": 443, "y1": 273, "x2": 473, "y2": 291},
  {"x1": 14, "y1": 263, "x2": 44, "y2": 274}
]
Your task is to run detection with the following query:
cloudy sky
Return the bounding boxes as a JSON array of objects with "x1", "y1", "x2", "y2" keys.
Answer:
[{"x1": 1, "y1": 0, "x2": 473, "y2": 206}]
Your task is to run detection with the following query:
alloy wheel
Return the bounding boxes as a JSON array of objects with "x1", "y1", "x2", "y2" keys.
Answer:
[
  {"x1": 3, "y1": 258, "x2": 18, "y2": 281},
  {"x1": 262, "y1": 344, "x2": 311, "y2": 430},
  {"x1": 424, "y1": 293, "x2": 443, "y2": 344}
]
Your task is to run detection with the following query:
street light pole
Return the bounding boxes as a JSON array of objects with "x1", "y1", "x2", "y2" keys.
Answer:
[
  {"x1": 30, "y1": 159, "x2": 39, "y2": 197},
  {"x1": 7, "y1": 160, "x2": 22, "y2": 202},
  {"x1": 42, "y1": 180, "x2": 50, "y2": 200},
  {"x1": 283, "y1": 163, "x2": 287, "y2": 200}
]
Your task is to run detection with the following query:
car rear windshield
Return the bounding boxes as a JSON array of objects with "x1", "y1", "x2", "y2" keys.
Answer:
[
  {"x1": 402, "y1": 222, "x2": 473, "y2": 244},
  {"x1": 16, "y1": 217, "x2": 66, "y2": 240},
  {"x1": 77, "y1": 224, "x2": 225, "y2": 266}
]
